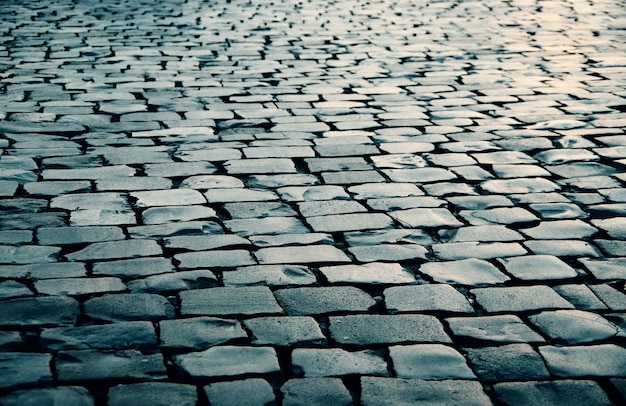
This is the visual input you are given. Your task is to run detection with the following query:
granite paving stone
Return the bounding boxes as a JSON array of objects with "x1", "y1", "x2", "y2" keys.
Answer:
[
  {"x1": 159, "y1": 317, "x2": 247, "y2": 350},
  {"x1": 521, "y1": 220, "x2": 598, "y2": 240},
  {"x1": 419, "y1": 258, "x2": 510, "y2": 286},
  {"x1": 524, "y1": 240, "x2": 601, "y2": 257},
  {"x1": 0, "y1": 296, "x2": 79, "y2": 327},
  {"x1": 40, "y1": 321, "x2": 157, "y2": 351},
  {"x1": 497, "y1": 255, "x2": 579, "y2": 281},
  {"x1": 180, "y1": 287, "x2": 282, "y2": 316},
  {"x1": 175, "y1": 249, "x2": 256, "y2": 269},
  {"x1": 126, "y1": 270, "x2": 218, "y2": 293},
  {"x1": 0, "y1": 245, "x2": 61, "y2": 264},
  {"x1": 2, "y1": 0, "x2": 626, "y2": 403},
  {"x1": 329, "y1": 314, "x2": 452, "y2": 345},
  {"x1": 360, "y1": 378, "x2": 491, "y2": 406},
  {"x1": 37, "y1": 226, "x2": 125, "y2": 245},
  {"x1": 281, "y1": 378, "x2": 353, "y2": 406},
  {"x1": 224, "y1": 202, "x2": 297, "y2": 218},
  {"x1": 472, "y1": 286, "x2": 575, "y2": 312},
  {"x1": 225, "y1": 217, "x2": 309, "y2": 236},
  {"x1": 493, "y1": 380, "x2": 614, "y2": 406},
  {"x1": 275, "y1": 286, "x2": 376, "y2": 315},
  {"x1": 141, "y1": 205, "x2": 217, "y2": 224},
  {"x1": 306, "y1": 213, "x2": 394, "y2": 233},
  {"x1": 0, "y1": 281, "x2": 33, "y2": 300},
  {"x1": 55, "y1": 350, "x2": 166, "y2": 382},
  {"x1": 460, "y1": 207, "x2": 539, "y2": 226},
  {"x1": 0, "y1": 387, "x2": 95, "y2": 406},
  {"x1": 245, "y1": 316, "x2": 326, "y2": 347},
  {"x1": 385, "y1": 284, "x2": 474, "y2": 314},
  {"x1": 433, "y1": 241, "x2": 527, "y2": 260},
  {"x1": 292, "y1": 348, "x2": 388, "y2": 377},
  {"x1": 204, "y1": 379, "x2": 275, "y2": 406},
  {"x1": 320, "y1": 262, "x2": 415, "y2": 285},
  {"x1": 528, "y1": 310, "x2": 622, "y2": 344},
  {"x1": 65, "y1": 239, "x2": 162, "y2": 262},
  {"x1": 539, "y1": 344, "x2": 626, "y2": 377},
  {"x1": 553, "y1": 284, "x2": 609, "y2": 311},
  {"x1": 389, "y1": 208, "x2": 463, "y2": 228},
  {"x1": 84, "y1": 293, "x2": 174, "y2": 322},
  {"x1": 108, "y1": 383, "x2": 197, "y2": 406},
  {"x1": 465, "y1": 344, "x2": 551, "y2": 383},
  {"x1": 256, "y1": 245, "x2": 351, "y2": 265},
  {"x1": 129, "y1": 220, "x2": 224, "y2": 238},
  {"x1": 174, "y1": 346, "x2": 280, "y2": 378},
  {"x1": 439, "y1": 225, "x2": 523, "y2": 243},
  {"x1": 446, "y1": 315, "x2": 545, "y2": 344},
  {"x1": 580, "y1": 258, "x2": 626, "y2": 280},
  {"x1": 389, "y1": 344, "x2": 476, "y2": 379},
  {"x1": 0, "y1": 353, "x2": 53, "y2": 389},
  {"x1": 34, "y1": 277, "x2": 126, "y2": 296},
  {"x1": 0, "y1": 263, "x2": 87, "y2": 280},
  {"x1": 91, "y1": 257, "x2": 175, "y2": 278},
  {"x1": 223, "y1": 264, "x2": 317, "y2": 287}
]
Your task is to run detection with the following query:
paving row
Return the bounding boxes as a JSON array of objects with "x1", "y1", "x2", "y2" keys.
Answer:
[{"x1": 1, "y1": 0, "x2": 626, "y2": 404}]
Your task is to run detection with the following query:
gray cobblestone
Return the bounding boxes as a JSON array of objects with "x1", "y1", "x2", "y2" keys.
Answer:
[
  {"x1": 281, "y1": 378, "x2": 352, "y2": 406},
  {"x1": 108, "y1": 383, "x2": 197, "y2": 406},
  {"x1": 180, "y1": 287, "x2": 282, "y2": 316},
  {"x1": 0, "y1": 387, "x2": 94, "y2": 406},
  {"x1": 204, "y1": 379, "x2": 275, "y2": 406},
  {"x1": 360, "y1": 377, "x2": 491, "y2": 406},
  {"x1": 493, "y1": 380, "x2": 613, "y2": 406},
  {"x1": 174, "y1": 346, "x2": 280, "y2": 378},
  {"x1": 56, "y1": 350, "x2": 166, "y2": 382},
  {"x1": 2, "y1": 0, "x2": 625, "y2": 402}
]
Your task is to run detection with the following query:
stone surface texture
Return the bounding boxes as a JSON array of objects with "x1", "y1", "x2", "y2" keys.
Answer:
[{"x1": 0, "y1": 0, "x2": 625, "y2": 404}]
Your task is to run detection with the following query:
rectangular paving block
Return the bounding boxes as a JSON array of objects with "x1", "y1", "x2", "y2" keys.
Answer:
[
  {"x1": 174, "y1": 346, "x2": 280, "y2": 378},
  {"x1": 180, "y1": 287, "x2": 283, "y2": 316},
  {"x1": 256, "y1": 245, "x2": 351, "y2": 265},
  {"x1": 56, "y1": 350, "x2": 166, "y2": 381},
  {"x1": 360, "y1": 377, "x2": 491, "y2": 406},
  {"x1": 472, "y1": 286, "x2": 575, "y2": 312},
  {"x1": 329, "y1": 314, "x2": 452, "y2": 345}
]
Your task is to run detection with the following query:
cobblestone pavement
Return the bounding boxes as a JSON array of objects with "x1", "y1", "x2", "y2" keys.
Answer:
[{"x1": 1, "y1": 0, "x2": 626, "y2": 404}]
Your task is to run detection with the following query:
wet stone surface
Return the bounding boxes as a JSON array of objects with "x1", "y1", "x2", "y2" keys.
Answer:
[{"x1": 1, "y1": 0, "x2": 626, "y2": 404}]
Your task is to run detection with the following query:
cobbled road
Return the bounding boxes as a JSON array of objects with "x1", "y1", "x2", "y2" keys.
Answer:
[{"x1": 1, "y1": 0, "x2": 626, "y2": 404}]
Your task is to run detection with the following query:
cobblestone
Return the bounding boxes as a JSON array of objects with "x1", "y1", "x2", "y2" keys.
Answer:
[{"x1": 1, "y1": 0, "x2": 625, "y2": 403}]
